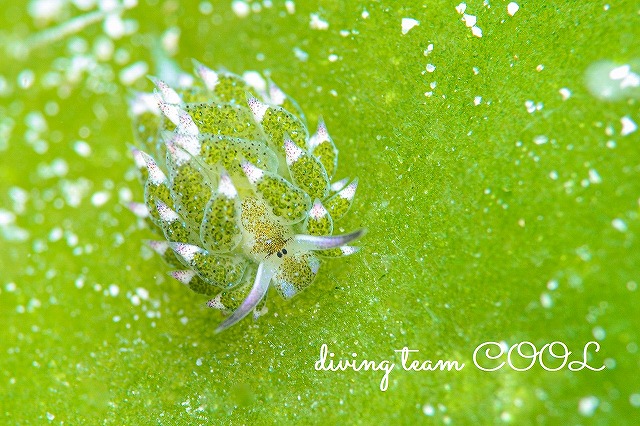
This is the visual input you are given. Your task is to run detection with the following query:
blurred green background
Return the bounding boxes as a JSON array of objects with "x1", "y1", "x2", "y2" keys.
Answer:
[{"x1": 1, "y1": 0, "x2": 639, "y2": 424}]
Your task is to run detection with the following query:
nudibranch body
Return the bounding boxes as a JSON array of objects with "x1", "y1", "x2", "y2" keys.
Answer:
[{"x1": 128, "y1": 61, "x2": 363, "y2": 332}]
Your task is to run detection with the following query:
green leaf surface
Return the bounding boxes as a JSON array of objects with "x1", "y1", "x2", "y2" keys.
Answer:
[{"x1": 1, "y1": 1, "x2": 638, "y2": 424}]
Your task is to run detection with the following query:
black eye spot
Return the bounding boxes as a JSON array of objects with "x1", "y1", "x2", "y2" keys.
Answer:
[
  {"x1": 282, "y1": 248, "x2": 287, "y2": 255},
  {"x1": 277, "y1": 251, "x2": 282, "y2": 258}
]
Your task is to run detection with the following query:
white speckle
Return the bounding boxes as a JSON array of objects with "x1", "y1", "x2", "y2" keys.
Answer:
[
  {"x1": 547, "y1": 279, "x2": 558, "y2": 290},
  {"x1": 5, "y1": 282, "x2": 17, "y2": 292},
  {"x1": 540, "y1": 293, "x2": 552, "y2": 308},
  {"x1": 620, "y1": 116, "x2": 637, "y2": 136},
  {"x1": 119, "y1": 61, "x2": 148, "y2": 85},
  {"x1": 592, "y1": 326, "x2": 606, "y2": 341},
  {"x1": 49, "y1": 227, "x2": 63, "y2": 242},
  {"x1": 628, "y1": 281, "x2": 638, "y2": 291},
  {"x1": 471, "y1": 26, "x2": 483, "y2": 37},
  {"x1": 536, "y1": 64, "x2": 545, "y2": 72},
  {"x1": 549, "y1": 170, "x2": 558, "y2": 180},
  {"x1": 293, "y1": 47, "x2": 309, "y2": 62},
  {"x1": 611, "y1": 218, "x2": 628, "y2": 232},
  {"x1": 474, "y1": 96, "x2": 482, "y2": 105},
  {"x1": 473, "y1": 66, "x2": 480, "y2": 75},
  {"x1": 462, "y1": 14, "x2": 476, "y2": 27},
  {"x1": 507, "y1": 2, "x2": 519, "y2": 16},
  {"x1": 559, "y1": 87, "x2": 571, "y2": 100},
  {"x1": 605, "y1": 124, "x2": 615, "y2": 136},
  {"x1": 328, "y1": 53, "x2": 339, "y2": 62},
  {"x1": 579, "y1": 396, "x2": 599, "y2": 416},
  {"x1": 525, "y1": 100, "x2": 543, "y2": 113},
  {"x1": 285, "y1": 0, "x2": 295, "y2": 14},
  {"x1": 456, "y1": 3, "x2": 467, "y2": 14},
  {"x1": 108, "y1": 284, "x2": 120, "y2": 297},
  {"x1": 25, "y1": 111, "x2": 47, "y2": 134},
  {"x1": 46, "y1": 412, "x2": 55, "y2": 421},
  {"x1": 610, "y1": 64, "x2": 630, "y2": 80},
  {"x1": 424, "y1": 91, "x2": 433, "y2": 97},
  {"x1": 0, "y1": 209, "x2": 15, "y2": 226},
  {"x1": 424, "y1": 43, "x2": 434, "y2": 56},
  {"x1": 361, "y1": 9, "x2": 369, "y2": 19},
  {"x1": 422, "y1": 404, "x2": 435, "y2": 416},
  {"x1": 73, "y1": 140, "x2": 91, "y2": 157},
  {"x1": 180, "y1": 316, "x2": 189, "y2": 325},
  {"x1": 426, "y1": 64, "x2": 436, "y2": 73},
  {"x1": 533, "y1": 135, "x2": 548, "y2": 145},
  {"x1": 66, "y1": 232, "x2": 78, "y2": 247},
  {"x1": 18, "y1": 69, "x2": 35, "y2": 89},
  {"x1": 91, "y1": 191, "x2": 110, "y2": 207},
  {"x1": 28, "y1": 0, "x2": 65, "y2": 21},
  {"x1": 310, "y1": 13, "x2": 329, "y2": 30},
  {"x1": 130, "y1": 294, "x2": 141, "y2": 306},
  {"x1": 401, "y1": 18, "x2": 420, "y2": 35},
  {"x1": 199, "y1": 1, "x2": 213, "y2": 14},
  {"x1": 103, "y1": 13, "x2": 127, "y2": 39},
  {"x1": 588, "y1": 169, "x2": 602, "y2": 184},
  {"x1": 430, "y1": 81, "x2": 437, "y2": 89},
  {"x1": 136, "y1": 287, "x2": 149, "y2": 300},
  {"x1": 196, "y1": 357, "x2": 203, "y2": 366},
  {"x1": 75, "y1": 276, "x2": 85, "y2": 289},
  {"x1": 113, "y1": 315, "x2": 121, "y2": 322},
  {"x1": 630, "y1": 393, "x2": 640, "y2": 407},
  {"x1": 231, "y1": 0, "x2": 250, "y2": 18}
]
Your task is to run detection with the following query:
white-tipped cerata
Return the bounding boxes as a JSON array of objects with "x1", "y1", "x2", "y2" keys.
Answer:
[{"x1": 247, "y1": 95, "x2": 269, "y2": 122}]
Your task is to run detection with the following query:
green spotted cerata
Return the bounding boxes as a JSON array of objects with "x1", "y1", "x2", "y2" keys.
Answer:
[{"x1": 128, "y1": 61, "x2": 364, "y2": 332}]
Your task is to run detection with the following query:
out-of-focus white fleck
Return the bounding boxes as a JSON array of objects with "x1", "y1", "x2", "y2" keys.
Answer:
[
  {"x1": 231, "y1": 0, "x2": 250, "y2": 18},
  {"x1": 91, "y1": 191, "x2": 110, "y2": 207},
  {"x1": 293, "y1": 47, "x2": 309, "y2": 62},
  {"x1": 73, "y1": 140, "x2": 92, "y2": 157},
  {"x1": 462, "y1": 14, "x2": 476, "y2": 27},
  {"x1": 119, "y1": 61, "x2": 148, "y2": 85},
  {"x1": 285, "y1": 0, "x2": 295, "y2": 14},
  {"x1": 611, "y1": 218, "x2": 628, "y2": 232},
  {"x1": 401, "y1": 18, "x2": 419, "y2": 35},
  {"x1": 578, "y1": 396, "x2": 599, "y2": 416},
  {"x1": 310, "y1": 13, "x2": 329, "y2": 30},
  {"x1": 559, "y1": 87, "x2": 571, "y2": 100},
  {"x1": 620, "y1": 116, "x2": 637, "y2": 136}
]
